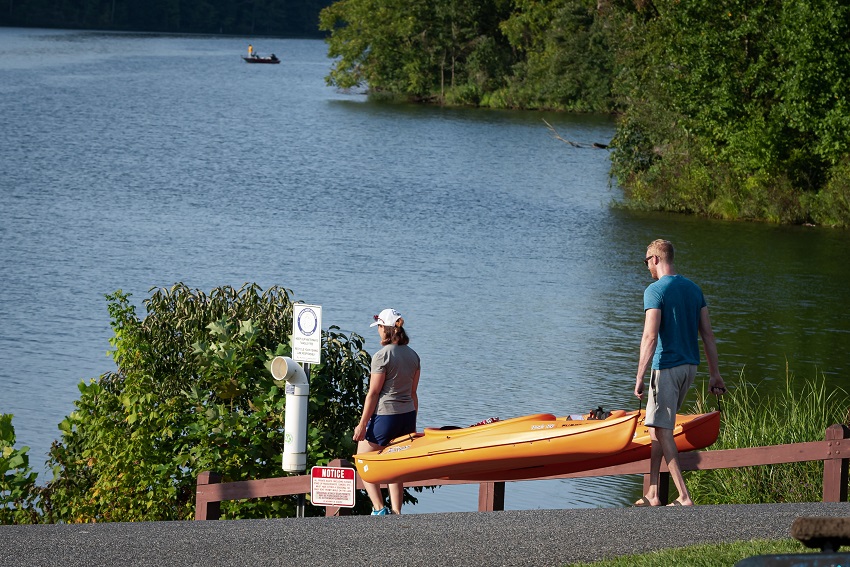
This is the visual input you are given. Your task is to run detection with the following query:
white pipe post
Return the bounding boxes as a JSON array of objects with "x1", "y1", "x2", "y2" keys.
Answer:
[{"x1": 270, "y1": 356, "x2": 309, "y2": 474}]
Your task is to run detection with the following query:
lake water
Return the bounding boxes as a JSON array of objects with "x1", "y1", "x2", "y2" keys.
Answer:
[{"x1": 1, "y1": 27, "x2": 848, "y2": 515}]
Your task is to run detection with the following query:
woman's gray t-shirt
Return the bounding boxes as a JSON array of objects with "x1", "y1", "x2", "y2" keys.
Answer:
[{"x1": 370, "y1": 344, "x2": 420, "y2": 415}]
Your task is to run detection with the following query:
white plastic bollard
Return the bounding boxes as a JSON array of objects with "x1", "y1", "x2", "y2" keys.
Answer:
[{"x1": 270, "y1": 356, "x2": 309, "y2": 473}]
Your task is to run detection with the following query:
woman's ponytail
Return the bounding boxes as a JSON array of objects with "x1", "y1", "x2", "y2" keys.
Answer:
[{"x1": 382, "y1": 318, "x2": 410, "y2": 345}]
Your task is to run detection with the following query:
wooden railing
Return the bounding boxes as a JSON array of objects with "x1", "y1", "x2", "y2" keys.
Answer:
[{"x1": 195, "y1": 424, "x2": 849, "y2": 520}]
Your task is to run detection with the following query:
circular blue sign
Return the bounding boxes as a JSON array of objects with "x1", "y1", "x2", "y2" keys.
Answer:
[{"x1": 297, "y1": 307, "x2": 318, "y2": 336}]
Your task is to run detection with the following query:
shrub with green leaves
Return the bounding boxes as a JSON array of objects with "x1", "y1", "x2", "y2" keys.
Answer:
[
  {"x1": 0, "y1": 414, "x2": 40, "y2": 524},
  {"x1": 39, "y1": 283, "x2": 371, "y2": 522}
]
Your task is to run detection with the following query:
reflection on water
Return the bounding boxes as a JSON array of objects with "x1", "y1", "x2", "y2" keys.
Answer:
[{"x1": 1, "y1": 28, "x2": 848, "y2": 514}]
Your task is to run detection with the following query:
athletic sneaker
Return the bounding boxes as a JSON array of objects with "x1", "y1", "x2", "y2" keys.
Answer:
[{"x1": 371, "y1": 506, "x2": 391, "y2": 516}]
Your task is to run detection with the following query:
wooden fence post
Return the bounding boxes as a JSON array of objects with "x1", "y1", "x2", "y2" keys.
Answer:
[
  {"x1": 195, "y1": 471, "x2": 222, "y2": 520},
  {"x1": 823, "y1": 424, "x2": 850, "y2": 503},
  {"x1": 478, "y1": 482, "x2": 505, "y2": 512}
]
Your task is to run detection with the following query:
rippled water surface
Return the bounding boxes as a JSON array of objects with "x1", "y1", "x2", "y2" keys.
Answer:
[{"x1": 2, "y1": 27, "x2": 848, "y2": 514}]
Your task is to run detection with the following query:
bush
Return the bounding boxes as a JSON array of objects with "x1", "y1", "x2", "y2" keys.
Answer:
[
  {"x1": 0, "y1": 415, "x2": 40, "y2": 524},
  {"x1": 38, "y1": 283, "x2": 372, "y2": 522},
  {"x1": 805, "y1": 159, "x2": 850, "y2": 228}
]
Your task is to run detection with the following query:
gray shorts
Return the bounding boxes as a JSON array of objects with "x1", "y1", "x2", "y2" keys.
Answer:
[{"x1": 645, "y1": 364, "x2": 697, "y2": 429}]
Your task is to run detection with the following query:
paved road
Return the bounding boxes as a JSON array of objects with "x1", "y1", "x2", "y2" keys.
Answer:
[{"x1": 2, "y1": 502, "x2": 849, "y2": 566}]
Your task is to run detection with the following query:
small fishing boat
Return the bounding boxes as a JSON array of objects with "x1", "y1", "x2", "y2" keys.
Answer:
[
  {"x1": 447, "y1": 409, "x2": 721, "y2": 481},
  {"x1": 354, "y1": 411, "x2": 639, "y2": 484},
  {"x1": 242, "y1": 54, "x2": 280, "y2": 64}
]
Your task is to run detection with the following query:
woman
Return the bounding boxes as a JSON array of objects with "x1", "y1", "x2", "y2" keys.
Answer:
[{"x1": 353, "y1": 308, "x2": 420, "y2": 515}]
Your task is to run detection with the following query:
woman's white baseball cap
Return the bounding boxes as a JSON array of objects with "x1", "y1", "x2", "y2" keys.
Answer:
[{"x1": 371, "y1": 308, "x2": 402, "y2": 327}]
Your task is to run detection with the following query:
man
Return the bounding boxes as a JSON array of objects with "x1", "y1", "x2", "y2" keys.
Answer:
[{"x1": 634, "y1": 239, "x2": 726, "y2": 506}]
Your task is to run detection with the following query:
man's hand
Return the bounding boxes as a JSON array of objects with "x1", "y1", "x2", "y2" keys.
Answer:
[{"x1": 708, "y1": 376, "x2": 727, "y2": 396}]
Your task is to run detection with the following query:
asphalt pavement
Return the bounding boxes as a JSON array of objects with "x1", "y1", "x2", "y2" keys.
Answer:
[{"x1": 2, "y1": 502, "x2": 849, "y2": 567}]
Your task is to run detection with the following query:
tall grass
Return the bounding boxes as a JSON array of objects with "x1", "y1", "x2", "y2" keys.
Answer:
[{"x1": 687, "y1": 365, "x2": 850, "y2": 504}]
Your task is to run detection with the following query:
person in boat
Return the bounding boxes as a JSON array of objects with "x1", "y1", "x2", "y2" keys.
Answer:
[
  {"x1": 248, "y1": 44, "x2": 254, "y2": 57},
  {"x1": 353, "y1": 308, "x2": 420, "y2": 515},
  {"x1": 634, "y1": 239, "x2": 727, "y2": 507}
]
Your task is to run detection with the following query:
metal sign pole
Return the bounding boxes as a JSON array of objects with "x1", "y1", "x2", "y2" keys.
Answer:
[
  {"x1": 295, "y1": 362, "x2": 311, "y2": 519},
  {"x1": 286, "y1": 303, "x2": 321, "y2": 519}
]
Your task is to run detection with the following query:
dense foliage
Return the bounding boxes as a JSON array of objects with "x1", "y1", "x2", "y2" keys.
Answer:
[
  {"x1": 28, "y1": 283, "x2": 371, "y2": 522},
  {"x1": 319, "y1": 0, "x2": 614, "y2": 111},
  {"x1": 1, "y1": 0, "x2": 332, "y2": 36},
  {"x1": 609, "y1": 0, "x2": 850, "y2": 226},
  {"x1": 0, "y1": 415, "x2": 40, "y2": 524}
]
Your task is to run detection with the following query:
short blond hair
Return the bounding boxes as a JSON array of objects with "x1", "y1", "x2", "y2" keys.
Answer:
[{"x1": 647, "y1": 239, "x2": 674, "y2": 262}]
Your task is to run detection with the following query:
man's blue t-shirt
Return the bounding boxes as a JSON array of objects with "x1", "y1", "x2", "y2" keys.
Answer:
[{"x1": 644, "y1": 275, "x2": 706, "y2": 369}]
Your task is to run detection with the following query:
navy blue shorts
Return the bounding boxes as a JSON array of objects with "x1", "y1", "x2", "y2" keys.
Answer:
[{"x1": 366, "y1": 410, "x2": 417, "y2": 446}]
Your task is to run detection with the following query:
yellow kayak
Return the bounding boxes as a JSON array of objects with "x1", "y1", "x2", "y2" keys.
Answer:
[
  {"x1": 449, "y1": 409, "x2": 721, "y2": 481},
  {"x1": 354, "y1": 411, "x2": 639, "y2": 484}
]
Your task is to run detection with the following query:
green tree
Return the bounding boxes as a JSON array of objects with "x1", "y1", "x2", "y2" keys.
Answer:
[
  {"x1": 609, "y1": 0, "x2": 850, "y2": 225},
  {"x1": 320, "y1": 0, "x2": 515, "y2": 103},
  {"x1": 431, "y1": 0, "x2": 514, "y2": 105},
  {"x1": 320, "y1": 0, "x2": 435, "y2": 96},
  {"x1": 39, "y1": 283, "x2": 371, "y2": 522},
  {"x1": 497, "y1": 0, "x2": 615, "y2": 111},
  {"x1": 319, "y1": 0, "x2": 616, "y2": 109}
]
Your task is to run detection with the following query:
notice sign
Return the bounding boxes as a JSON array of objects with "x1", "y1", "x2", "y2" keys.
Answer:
[
  {"x1": 310, "y1": 466, "x2": 356, "y2": 508},
  {"x1": 292, "y1": 304, "x2": 322, "y2": 364}
]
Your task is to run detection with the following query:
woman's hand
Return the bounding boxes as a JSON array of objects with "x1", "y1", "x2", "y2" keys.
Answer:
[
  {"x1": 353, "y1": 372, "x2": 385, "y2": 443},
  {"x1": 353, "y1": 423, "x2": 366, "y2": 442}
]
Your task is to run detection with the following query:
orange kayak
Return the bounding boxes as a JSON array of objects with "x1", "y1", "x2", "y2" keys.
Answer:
[
  {"x1": 354, "y1": 411, "x2": 639, "y2": 484},
  {"x1": 449, "y1": 409, "x2": 721, "y2": 481}
]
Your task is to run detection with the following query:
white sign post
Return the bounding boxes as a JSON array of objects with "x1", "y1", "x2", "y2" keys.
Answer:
[{"x1": 292, "y1": 304, "x2": 322, "y2": 364}]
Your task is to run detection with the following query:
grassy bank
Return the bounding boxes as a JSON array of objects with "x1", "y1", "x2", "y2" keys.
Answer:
[
  {"x1": 688, "y1": 368, "x2": 850, "y2": 504},
  {"x1": 567, "y1": 539, "x2": 814, "y2": 566}
]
